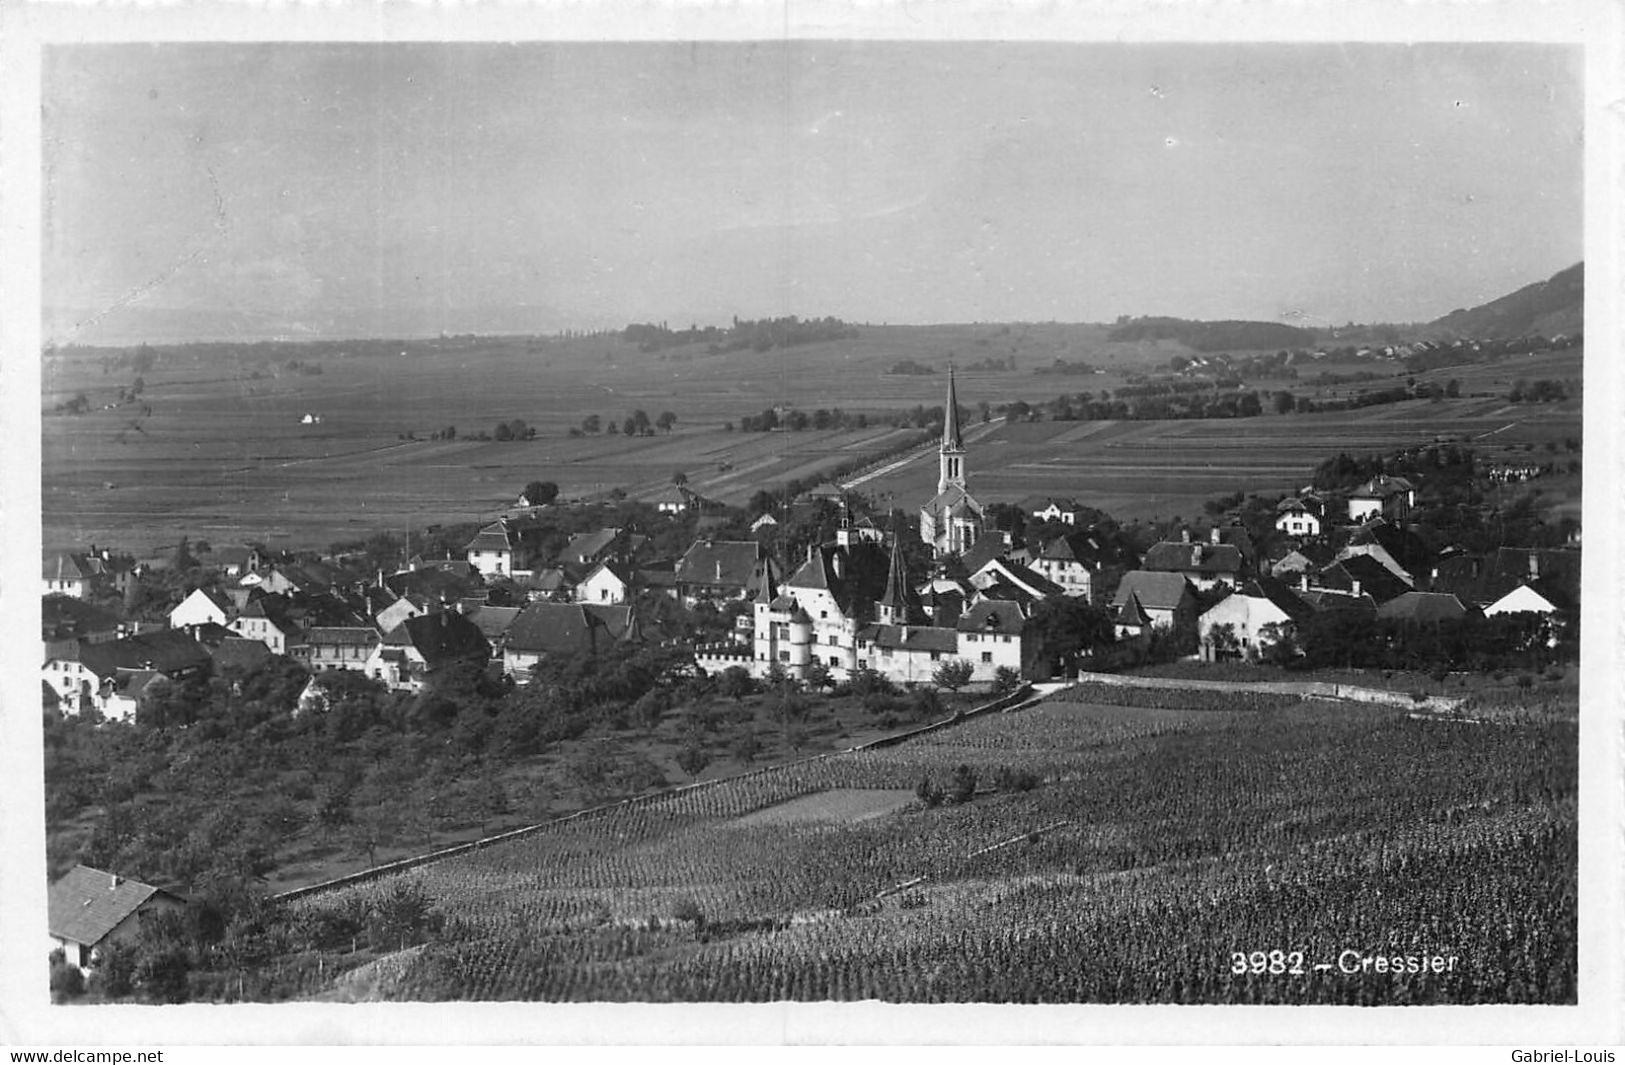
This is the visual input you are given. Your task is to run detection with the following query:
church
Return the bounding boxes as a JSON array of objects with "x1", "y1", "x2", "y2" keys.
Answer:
[{"x1": 919, "y1": 369, "x2": 985, "y2": 558}]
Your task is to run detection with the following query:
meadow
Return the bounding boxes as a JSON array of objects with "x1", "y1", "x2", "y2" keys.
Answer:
[
  {"x1": 42, "y1": 327, "x2": 1582, "y2": 555},
  {"x1": 287, "y1": 689, "x2": 1576, "y2": 1004}
]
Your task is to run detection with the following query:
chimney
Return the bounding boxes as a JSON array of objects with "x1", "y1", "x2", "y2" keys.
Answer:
[
  {"x1": 1191, "y1": 546, "x2": 1202, "y2": 567},
  {"x1": 832, "y1": 551, "x2": 844, "y2": 578},
  {"x1": 1210, "y1": 527, "x2": 1222, "y2": 545},
  {"x1": 1298, "y1": 572, "x2": 1309, "y2": 592},
  {"x1": 1180, "y1": 528, "x2": 1191, "y2": 544},
  {"x1": 110, "y1": 872, "x2": 121, "y2": 890},
  {"x1": 1528, "y1": 553, "x2": 1539, "y2": 580},
  {"x1": 1351, "y1": 579, "x2": 1362, "y2": 598}
]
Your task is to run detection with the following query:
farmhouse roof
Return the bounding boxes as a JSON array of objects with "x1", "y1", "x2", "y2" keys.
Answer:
[
  {"x1": 383, "y1": 611, "x2": 491, "y2": 667},
  {"x1": 676, "y1": 539, "x2": 777, "y2": 594},
  {"x1": 41, "y1": 596, "x2": 121, "y2": 643},
  {"x1": 957, "y1": 599, "x2": 1026, "y2": 636},
  {"x1": 1111, "y1": 571, "x2": 1195, "y2": 613},
  {"x1": 1317, "y1": 554, "x2": 1409, "y2": 605},
  {"x1": 44, "y1": 552, "x2": 95, "y2": 583},
  {"x1": 1376, "y1": 591, "x2": 1469, "y2": 624},
  {"x1": 563, "y1": 528, "x2": 624, "y2": 564},
  {"x1": 75, "y1": 630, "x2": 212, "y2": 680},
  {"x1": 1143, "y1": 541, "x2": 1243, "y2": 577},
  {"x1": 956, "y1": 533, "x2": 1007, "y2": 577},
  {"x1": 1233, "y1": 577, "x2": 1315, "y2": 623},
  {"x1": 505, "y1": 602, "x2": 636, "y2": 656},
  {"x1": 462, "y1": 605, "x2": 523, "y2": 642},
  {"x1": 465, "y1": 519, "x2": 516, "y2": 554},
  {"x1": 48, "y1": 865, "x2": 183, "y2": 949},
  {"x1": 858, "y1": 623, "x2": 960, "y2": 655},
  {"x1": 208, "y1": 637, "x2": 274, "y2": 673}
]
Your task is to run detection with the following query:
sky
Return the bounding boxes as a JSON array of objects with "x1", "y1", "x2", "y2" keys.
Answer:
[{"x1": 41, "y1": 41, "x2": 1583, "y2": 344}]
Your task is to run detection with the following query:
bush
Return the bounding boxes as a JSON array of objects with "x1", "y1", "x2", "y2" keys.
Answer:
[
  {"x1": 993, "y1": 766, "x2": 1041, "y2": 792},
  {"x1": 992, "y1": 666, "x2": 1023, "y2": 695},
  {"x1": 915, "y1": 774, "x2": 944, "y2": 808},
  {"x1": 948, "y1": 764, "x2": 978, "y2": 804}
]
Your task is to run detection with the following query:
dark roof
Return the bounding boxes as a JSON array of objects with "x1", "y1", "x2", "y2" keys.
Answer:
[
  {"x1": 44, "y1": 552, "x2": 94, "y2": 583},
  {"x1": 1114, "y1": 592, "x2": 1151, "y2": 628},
  {"x1": 783, "y1": 540, "x2": 891, "y2": 618},
  {"x1": 42, "y1": 595, "x2": 121, "y2": 642},
  {"x1": 464, "y1": 519, "x2": 515, "y2": 554},
  {"x1": 1039, "y1": 528, "x2": 1135, "y2": 569},
  {"x1": 956, "y1": 599, "x2": 1026, "y2": 635},
  {"x1": 384, "y1": 611, "x2": 491, "y2": 667},
  {"x1": 563, "y1": 528, "x2": 623, "y2": 563},
  {"x1": 1377, "y1": 591, "x2": 1468, "y2": 624},
  {"x1": 1143, "y1": 541, "x2": 1244, "y2": 577},
  {"x1": 978, "y1": 558, "x2": 1064, "y2": 599},
  {"x1": 306, "y1": 626, "x2": 381, "y2": 646},
  {"x1": 75, "y1": 630, "x2": 212, "y2": 679},
  {"x1": 48, "y1": 865, "x2": 182, "y2": 948},
  {"x1": 676, "y1": 539, "x2": 778, "y2": 594},
  {"x1": 385, "y1": 567, "x2": 479, "y2": 603},
  {"x1": 1111, "y1": 571, "x2": 1195, "y2": 613},
  {"x1": 505, "y1": 602, "x2": 636, "y2": 656},
  {"x1": 208, "y1": 637, "x2": 273, "y2": 673},
  {"x1": 1318, "y1": 554, "x2": 1410, "y2": 604},
  {"x1": 463, "y1": 605, "x2": 523, "y2": 641},
  {"x1": 956, "y1": 534, "x2": 1007, "y2": 578},
  {"x1": 1230, "y1": 577, "x2": 1315, "y2": 623},
  {"x1": 857, "y1": 623, "x2": 960, "y2": 654},
  {"x1": 638, "y1": 568, "x2": 677, "y2": 589},
  {"x1": 1297, "y1": 590, "x2": 1378, "y2": 617},
  {"x1": 1350, "y1": 474, "x2": 1414, "y2": 500}
]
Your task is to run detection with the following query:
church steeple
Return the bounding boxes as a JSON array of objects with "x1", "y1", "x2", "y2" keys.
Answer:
[
  {"x1": 876, "y1": 525, "x2": 917, "y2": 626},
  {"x1": 938, "y1": 367, "x2": 966, "y2": 495}
]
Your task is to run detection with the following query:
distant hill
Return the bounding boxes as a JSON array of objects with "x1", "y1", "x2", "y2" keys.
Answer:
[
  {"x1": 1425, "y1": 263, "x2": 1583, "y2": 340},
  {"x1": 1105, "y1": 317, "x2": 1317, "y2": 354}
]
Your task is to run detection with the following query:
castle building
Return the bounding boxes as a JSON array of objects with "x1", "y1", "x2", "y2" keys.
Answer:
[{"x1": 919, "y1": 369, "x2": 984, "y2": 558}]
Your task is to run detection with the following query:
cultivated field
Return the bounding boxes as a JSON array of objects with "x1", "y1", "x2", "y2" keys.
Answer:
[
  {"x1": 42, "y1": 330, "x2": 1582, "y2": 553},
  {"x1": 291, "y1": 689, "x2": 1576, "y2": 1004}
]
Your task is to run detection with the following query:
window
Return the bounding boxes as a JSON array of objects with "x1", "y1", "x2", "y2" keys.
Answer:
[
  {"x1": 820, "y1": 610, "x2": 828, "y2": 619},
  {"x1": 827, "y1": 634, "x2": 838, "y2": 646},
  {"x1": 930, "y1": 651, "x2": 941, "y2": 661},
  {"x1": 857, "y1": 659, "x2": 868, "y2": 670},
  {"x1": 981, "y1": 652, "x2": 993, "y2": 664},
  {"x1": 779, "y1": 651, "x2": 790, "y2": 662}
]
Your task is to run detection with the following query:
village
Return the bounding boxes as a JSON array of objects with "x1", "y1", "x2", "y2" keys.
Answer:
[{"x1": 42, "y1": 369, "x2": 1581, "y2": 988}]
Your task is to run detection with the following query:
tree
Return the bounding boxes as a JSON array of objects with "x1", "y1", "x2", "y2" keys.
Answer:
[
  {"x1": 992, "y1": 665, "x2": 1023, "y2": 694},
  {"x1": 932, "y1": 658, "x2": 975, "y2": 692},
  {"x1": 1445, "y1": 379, "x2": 1461, "y2": 398},
  {"x1": 676, "y1": 741, "x2": 711, "y2": 780},
  {"x1": 718, "y1": 665, "x2": 756, "y2": 702},
  {"x1": 582, "y1": 414, "x2": 601, "y2": 434},
  {"x1": 802, "y1": 660, "x2": 832, "y2": 692},
  {"x1": 672, "y1": 471, "x2": 688, "y2": 487},
  {"x1": 494, "y1": 422, "x2": 514, "y2": 442},
  {"x1": 656, "y1": 411, "x2": 677, "y2": 433},
  {"x1": 521, "y1": 480, "x2": 559, "y2": 507},
  {"x1": 948, "y1": 764, "x2": 978, "y2": 804},
  {"x1": 622, "y1": 416, "x2": 638, "y2": 437},
  {"x1": 1272, "y1": 390, "x2": 1296, "y2": 415},
  {"x1": 631, "y1": 410, "x2": 651, "y2": 435}
]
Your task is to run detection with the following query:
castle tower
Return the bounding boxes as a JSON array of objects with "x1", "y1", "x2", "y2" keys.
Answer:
[
  {"x1": 876, "y1": 527, "x2": 917, "y2": 627},
  {"x1": 938, "y1": 367, "x2": 966, "y2": 496}
]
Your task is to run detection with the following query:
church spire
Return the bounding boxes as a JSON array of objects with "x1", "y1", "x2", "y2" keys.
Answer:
[
  {"x1": 877, "y1": 524, "x2": 916, "y2": 626},
  {"x1": 938, "y1": 366, "x2": 966, "y2": 495},
  {"x1": 942, "y1": 366, "x2": 963, "y2": 451}
]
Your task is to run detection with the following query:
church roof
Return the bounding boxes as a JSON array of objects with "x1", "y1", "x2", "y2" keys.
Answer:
[{"x1": 922, "y1": 484, "x2": 983, "y2": 516}]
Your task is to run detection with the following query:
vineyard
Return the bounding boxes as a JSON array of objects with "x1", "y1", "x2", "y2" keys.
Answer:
[{"x1": 290, "y1": 695, "x2": 1576, "y2": 1004}]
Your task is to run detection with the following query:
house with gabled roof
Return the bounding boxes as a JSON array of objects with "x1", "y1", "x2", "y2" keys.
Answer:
[
  {"x1": 574, "y1": 559, "x2": 632, "y2": 604},
  {"x1": 1316, "y1": 554, "x2": 1410, "y2": 606},
  {"x1": 304, "y1": 626, "x2": 381, "y2": 672},
  {"x1": 230, "y1": 593, "x2": 300, "y2": 654},
  {"x1": 44, "y1": 629, "x2": 213, "y2": 720},
  {"x1": 1275, "y1": 496, "x2": 1324, "y2": 538},
  {"x1": 503, "y1": 602, "x2": 638, "y2": 680},
  {"x1": 1142, "y1": 530, "x2": 1245, "y2": 591},
  {"x1": 1032, "y1": 527, "x2": 1137, "y2": 602},
  {"x1": 43, "y1": 552, "x2": 94, "y2": 599},
  {"x1": 42, "y1": 595, "x2": 122, "y2": 660},
  {"x1": 1111, "y1": 571, "x2": 1198, "y2": 632},
  {"x1": 366, "y1": 610, "x2": 491, "y2": 691},
  {"x1": 1376, "y1": 590, "x2": 1470, "y2": 625},
  {"x1": 48, "y1": 865, "x2": 186, "y2": 973},
  {"x1": 1347, "y1": 474, "x2": 1416, "y2": 523},
  {"x1": 560, "y1": 527, "x2": 630, "y2": 568},
  {"x1": 674, "y1": 539, "x2": 780, "y2": 607},
  {"x1": 1198, "y1": 578, "x2": 1315, "y2": 661},
  {"x1": 168, "y1": 586, "x2": 235, "y2": 630},
  {"x1": 967, "y1": 557, "x2": 1064, "y2": 604}
]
